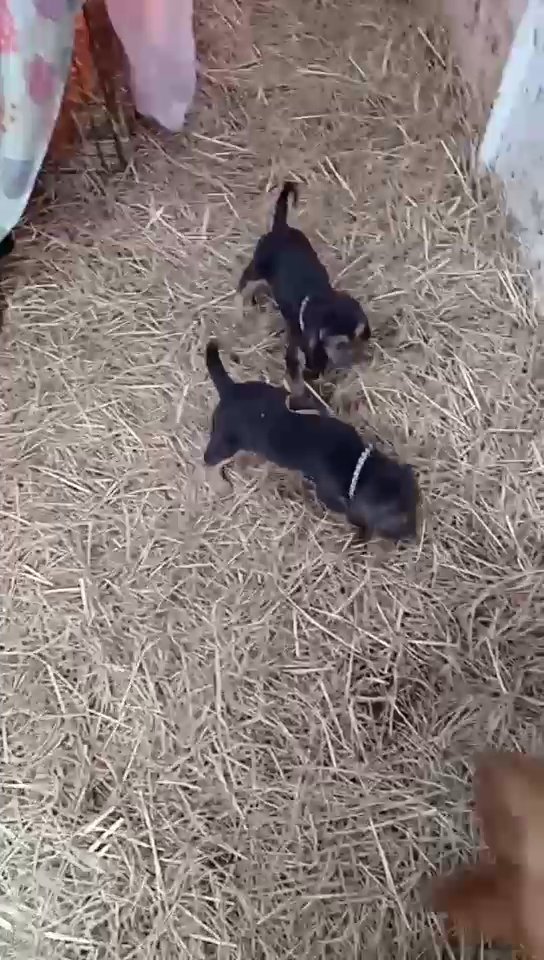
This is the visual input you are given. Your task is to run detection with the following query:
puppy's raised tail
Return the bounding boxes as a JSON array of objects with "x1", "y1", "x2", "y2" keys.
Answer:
[
  {"x1": 272, "y1": 181, "x2": 298, "y2": 232},
  {"x1": 206, "y1": 340, "x2": 234, "y2": 397}
]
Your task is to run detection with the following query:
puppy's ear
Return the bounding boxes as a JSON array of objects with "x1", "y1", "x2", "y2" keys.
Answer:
[
  {"x1": 474, "y1": 752, "x2": 544, "y2": 875},
  {"x1": 431, "y1": 861, "x2": 521, "y2": 948},
  {"x1": 355, "y1": 316, "x2": 370, "y2": 340}
]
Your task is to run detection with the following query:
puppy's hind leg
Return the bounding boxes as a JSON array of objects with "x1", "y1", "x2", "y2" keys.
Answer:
[
  {"x1": 238, "y1": 258, "x2": 258, "y2": 295},
  {"x1": 203, "y1": 422, "x2": 241, "y2": 494},
  {"x1": 237, "y1": 258, "x2": 269, "y2": 308}
]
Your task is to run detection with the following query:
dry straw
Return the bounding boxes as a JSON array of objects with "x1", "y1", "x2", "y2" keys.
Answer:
[{"x1": 1, "y1": 0, "x2": 543, "y2": 958}]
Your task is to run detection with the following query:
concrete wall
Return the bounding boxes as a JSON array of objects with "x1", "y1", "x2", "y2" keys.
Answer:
[{"x1": 435, "y1": 0, "x2": 527, "y2": 106}]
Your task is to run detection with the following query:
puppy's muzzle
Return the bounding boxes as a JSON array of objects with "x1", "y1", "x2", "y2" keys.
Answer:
[
  {"x1": 392, "y1": 508, "x2": 419, "y2": 542},
  {"x1": 329, "y1": 342, "x2": 355, "y2": 370}
]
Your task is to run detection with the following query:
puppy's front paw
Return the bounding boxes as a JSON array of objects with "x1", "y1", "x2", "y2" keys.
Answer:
[
  {"x1": 352, "y1": 524, "x2": 370, "y2": 544},
  {"x1": 206, "y1": 464, "x2": 233, "y2": 496}
]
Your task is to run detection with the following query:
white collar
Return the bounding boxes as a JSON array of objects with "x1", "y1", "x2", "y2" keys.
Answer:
[
  {"x1": 348, "y1": 445, "x2": 373, "y2": 499},
  {"x1": 298, "y1": 295, "x2": 311, "y2": 331}
]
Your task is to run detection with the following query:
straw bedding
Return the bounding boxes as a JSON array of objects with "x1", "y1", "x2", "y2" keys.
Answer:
[{"x1": 0, "y1": 0, "x2": 543, "y2": 957}]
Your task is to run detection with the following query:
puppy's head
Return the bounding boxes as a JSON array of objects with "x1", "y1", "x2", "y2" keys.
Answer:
[
  {"x1": 305, "y1": 292, "x2": 370, "y2": 373},
  {"x1": 347, "y1": 451, "x2": 419, "y2": 542}
]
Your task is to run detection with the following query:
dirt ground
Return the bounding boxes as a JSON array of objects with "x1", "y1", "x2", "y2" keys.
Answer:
[{"x1": 1, "y1": 0, "x2": 544, "y2": 957}]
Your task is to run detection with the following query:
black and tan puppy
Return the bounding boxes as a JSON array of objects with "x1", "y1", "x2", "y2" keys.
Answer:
[
  {"x1": 204, "y1": 341, "x2": 418, "y2": 542},
  {"x1": 238, "y1": 182, "x2": 370, "y2": 387}
]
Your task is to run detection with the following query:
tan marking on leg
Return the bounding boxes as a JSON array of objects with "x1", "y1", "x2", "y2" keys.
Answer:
[{"x1": 286, "y1": 346, "x2": 307, "y2": 398}]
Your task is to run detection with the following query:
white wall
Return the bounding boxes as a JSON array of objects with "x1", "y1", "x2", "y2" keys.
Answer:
[{"x1": 480, "y1": 0, "x2": 544, "y2": 294}]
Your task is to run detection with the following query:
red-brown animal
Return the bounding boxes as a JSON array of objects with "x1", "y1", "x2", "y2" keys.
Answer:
[{"x1": 432, "y1": 751, "x2": 544, "y2": 959}]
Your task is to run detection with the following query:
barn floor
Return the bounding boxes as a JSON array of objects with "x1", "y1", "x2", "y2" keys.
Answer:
[{"x1": 1, "y1": 0, "x2": 543, "y2": 957}]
